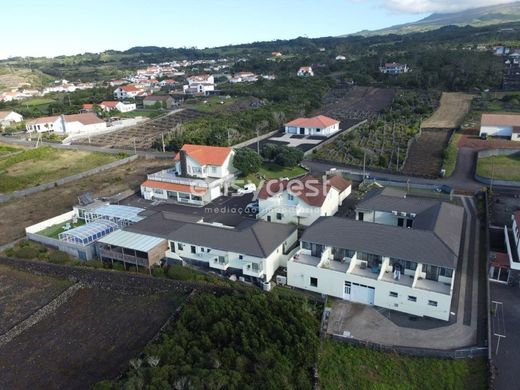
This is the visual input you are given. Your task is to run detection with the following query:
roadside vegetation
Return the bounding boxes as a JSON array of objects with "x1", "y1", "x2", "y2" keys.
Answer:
[
  {"x1": 318, "y1": 340, "x2": 488, "y2": 390},
  {"x1": 442, "y1": 132, "x2": 462, "y2": 176}
]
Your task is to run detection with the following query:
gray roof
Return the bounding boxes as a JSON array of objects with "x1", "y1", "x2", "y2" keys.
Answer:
[
  {"x1": 356, "y1": 187, "x2": 435, "y2": 215},
  {"x1": 126, "y1": 211, "x2": 296, "y2": 258},
  {"x1": 301, "y1": 216, "x2": 462, "y2": 268},
  {"x1": 98, "y1": 230, "x2": 165, "y2": 252}
]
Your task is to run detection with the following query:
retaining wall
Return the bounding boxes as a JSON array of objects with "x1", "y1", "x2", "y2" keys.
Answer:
[
  {"x1": 233, "y1": 129, "x2": 280, "y2": 149},
  {"x1": 474, "y1": 149, "x2": 520, "y2": 187}
]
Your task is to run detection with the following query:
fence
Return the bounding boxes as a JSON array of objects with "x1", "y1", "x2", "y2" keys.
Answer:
[
  {"x1": 304, "y1": 120, "x2": 368, "y2": 156},
  {"x1": 474, "y1": 149, "x2": 520, "y2": 187},
  {"x1": 233, "y1": 129, "x2": 280, "y2": 149},
  {"x1": 0, "y1": 154, "x2": 138, "y2": 204},
  {"x1": 62, "y1": 117, "x2": 148, "y2": 144}
]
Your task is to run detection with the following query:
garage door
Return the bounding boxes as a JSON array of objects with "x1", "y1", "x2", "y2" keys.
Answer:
[{"x1": 350, "y1": 283, "x2": 375, "y2": 305}]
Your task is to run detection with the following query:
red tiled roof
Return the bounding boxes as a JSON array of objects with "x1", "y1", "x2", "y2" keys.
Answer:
[
  {"x1": 258, "y1": 175, "x2": 351, "y2": 207},
  {"x1": 120, "y1": 84, "x2": 140, "y2": 92},
  {"x1": 173, "y1": 144, "x2": 232, "y2": 166},
  {"x1": 82, "y1": 104, "x2": 94, "y2": 110},
  {"x1": 141, "y1": 180, "x2": 207, "y2": 195},
  {"x1": 481, "y1": 113, "x2": 520, "y2": 127},
  {"x1": 285, "y1": 115, "x2": 339, "y2": 128},
  {"x1": 101, "y1": 101, "x2": 119, "y2": 108},
  {"x1": 64, "y1": 113, "x2": 105, "y2": 125},
  {"x1": 298, "y1": 66, "x2": 312, "y2": 72}
]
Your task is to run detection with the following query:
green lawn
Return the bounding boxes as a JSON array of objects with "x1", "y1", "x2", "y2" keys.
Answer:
[
  {"x1": 0, "y1": 146, "x2": 125, "y2": 193},
  {"x1": 183, "y1": 96, "x2": 238, "y2": 113},
  {"x1": 476, "y1": 154, "x2": 520, "y2": 181},
  {"x1": 442, "y1": 132, "x2": 462, "y2": 177},
  {"x1": 0, "y1": 143, "x2": 22, "y2": 155},
  {"x1": 22, "y1": 98, "x2": 56, "y2": 106},
  {"x1": 319, "y1": 340, "x2": 488, "y2": 390},
  {"x1": 242, "y1": 162, "x2": 307, "y2": 186},
  {"x1": 37, "y1": 219, "x2": 86, "y2": 239}
]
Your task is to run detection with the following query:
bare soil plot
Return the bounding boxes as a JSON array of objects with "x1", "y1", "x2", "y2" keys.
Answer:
[
  {"x1": 421, "y1": 92, "x2": 474, "y2": 129},
  {"x1": 0, "y1": 287, "x2": 188, "y2": 390},
  {"x1": 0, "y1": 264, "x2": 71, "y2": 334},
  {"x1": 0, "y1": 158, "x2": 169, "y2": 245},
  {"x1": 402, "y1": 129, "x2": 452, "y2": 177}
]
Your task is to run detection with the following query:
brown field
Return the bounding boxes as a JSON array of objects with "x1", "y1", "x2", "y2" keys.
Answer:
[
  {"x1": 0, "y1": 264, "x2": 71, "y2": 334},
  {"x1": 421, "y1": 92, "x2": 474, "y2": 129},
  {"x1": 458, "y1": 128, "x2": 520, "y2": 150},
  {"x1": 0, "y1": 157, "x2": 169, "y2": 245},
  {"x1": 0, "y1": 287, "x2": 189, "y2": 389}
]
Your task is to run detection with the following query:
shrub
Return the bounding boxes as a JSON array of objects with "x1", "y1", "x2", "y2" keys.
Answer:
[
  {"x1": 13, "y1": 247, "x2": 39, "y2": 259},
  {"x1": 48, "y1": 251, "x2": 71, "y2": 264},
  {"x1": 233, "y1": 148, "x2": 263, "y2": 175}
]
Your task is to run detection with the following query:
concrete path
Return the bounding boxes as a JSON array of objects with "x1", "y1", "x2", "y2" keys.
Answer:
[
  {"x1": 327, "y1": 196, "x2": 481, "y2": 350},
  {"x1": 268, "y1": 133, "x2": 322, "y2": 147}
]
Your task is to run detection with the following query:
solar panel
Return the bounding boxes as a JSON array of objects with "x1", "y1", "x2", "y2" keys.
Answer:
[{"x1": 78, "y1": 192, "x2": 94, "y2": 206}]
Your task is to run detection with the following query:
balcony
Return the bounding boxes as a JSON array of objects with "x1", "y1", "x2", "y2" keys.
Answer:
[
  {"x1": 209, "y1": 256, "x2": 229, "y2": 270},
  {"x1": 147, "y1": 169, "x2": 211, "y2": 188},
  {"x1": 380, "y1": 270, "x2": 414, "y2": 287},
  {"x1": 291, "y1": 252, "x2": 321, "y2": 267},
  {"x1": 99, "y1": 248, "x2": 148, "y2": 267},
  {"x1": 320, "y1": 259, "x2": 349, "y2": 273},
  {"x1": 243, "y1": 262, "x2": 264, "y2": 277},
  {"x1": 414, "y1": 278, "x2": 451, "y2": 295},
  {"x1": 349, "y1": 261, "x2": 380, "y2": 280}
]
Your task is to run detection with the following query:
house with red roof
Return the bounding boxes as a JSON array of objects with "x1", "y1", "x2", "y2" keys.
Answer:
[
  {"x1": 26, "y1": 113, "x2": 106, "y2": 134},
  {"x1": 480, "y1": 113, "x2": 520, "y2": 141},
  {"x1": 257, "y1": 174, "x2": 352, "y2": 226},
  {"x1": 113, "y1": 84, "x2": 146, "y2": 100},
  {"x1": 140, "y1": 144, "x2": 236, "y2": 205},
  {"x1": 297, "y1": 66, "x2": 314, "y2": 77},
  {"x1": 284, "y1": 115, "x2": 340, "y2": 137}
]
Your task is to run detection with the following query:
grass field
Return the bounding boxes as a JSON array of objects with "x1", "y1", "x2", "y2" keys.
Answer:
[
  {"x1": 0, "y1": 143, "x2": 22, "y2": 155},
  {"x1": 477, "y1": 154, "x2": 520, "y2": 181},
  {"x1": 37, "y1": 219, "x2": 86, "y2": 239},
  {"x1": 318, "y1": 340, "x2": 488, "y2": 390},
  {"x1": 22, "y1": 98, "x2": 56, "y2": 106},
  {"x1": 0, "y1": 146, "x2": 124, "y2": 193},
  {"x1": 242, "y1": 162, "x2": 307, "y2": 186},
  {"x1": 183, "y1": 96, "x2": 238, "y2": 112}
]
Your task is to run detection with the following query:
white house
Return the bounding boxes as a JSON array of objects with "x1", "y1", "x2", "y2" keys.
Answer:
[
  {"x1": 501, "y1": 211, "x2": 520, "y2": 283},
  {"x1": 183, "y1": 74, "x2": 215, "y2": 95},
  {"x1": 113, "y1": 84, "x2": 145, "y2": 99},
  {"x1": 284, "y1": 115, "x2": 340, "y2": 137},
  {"x1": 126, "y1": 211, "x2": 298, "y2": 283},
  {"x1": 257, "y1": 175, "x2": 352, "y2": 226},
  {"x1": 380, "y1": 62, "x2": 409, "y2": 74},
  {"x1": 0, "y1": 111, "x2": 23, "y2": 128},
  {"x1": 26, "y1": 113, "x2": 106, "y2": 134},
  {"x1": 297, "y1": 66, "x2": 314, "y2": 77},
  {"x1": 99, "y1": 101, "x2": 136, "y2": 113},
  {"x1": 287, "y1": 189, "x2": 465, "y2": 321},
  {"x1": 335, "y1": 55, "x2": 346, "y2": 61},
  {"x1": 230, "y1": 72, "x2": 258, "y2": 83},
  {"x1": 480, "y1": 113, "x2": 520, "y2": 141},
  {"x1": 141, "y1": 144, "x2": 235, "y2": 205}
]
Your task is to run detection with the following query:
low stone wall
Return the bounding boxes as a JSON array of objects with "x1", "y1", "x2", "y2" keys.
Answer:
[
  {"x1": 304, "y1": 120, "x2": 368, "y2": 156},
  {"x1": 0, "y1": 154, "x2": 138, "y2": 204},
  {"x1": 475, "y1": 149, "x2": 520, "y2": 187},
  {"x1": 233, "y1": 129, "x2": 280, "y2": 149}
]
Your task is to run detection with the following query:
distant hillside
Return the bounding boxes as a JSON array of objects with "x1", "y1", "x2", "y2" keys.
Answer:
[{"x1": 351, "y1": 2, "x2": 520, "y2": 36}]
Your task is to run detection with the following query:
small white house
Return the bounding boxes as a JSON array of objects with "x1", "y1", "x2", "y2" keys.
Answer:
[
  {"x1": 100, "y1": 101, "x2": 136, "y2": 113},
  {"x1": 0, "y1": 111, "x2": 23, "y2": 128},
  {"x1": 26, "y1": 113, "x2": 106, "y2": 134},
  {"x1": 379, "y1": 62, "x2": 409, "y2": 74},
  {"x1": 230, "y1": 72, "x2": 258, "y2": 83},
  {"x1": 480, "y1": 113, "x2": 520, "y2": 141},
  {"x1": 297, "y1": 66, "x2": 314, "y2": 77},
  {"x1": 284, "y1": 115, "x2": 340, "y2": 137},
  {"x1": 257, "y1": 175, "x2": 352, "y2": 226},
  {"x1": 183, "y1": 74, "x2": 215, "y2": 95},
  {"x1": 335, "y1": 55, "x2": 346, "y2": 61},
  {"x1": 113, "y1": 84, "x2": 145, "y2": 99}
]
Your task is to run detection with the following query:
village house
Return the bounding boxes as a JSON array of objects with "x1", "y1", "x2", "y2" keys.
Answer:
[
  {"x1": 26, "y1": 113, "x2": 106, "y2": 134},
  {"x1": 230, "y1": 72, "x2": 258, "y2": 83},
  {"x1": 336, "y1": 55, "x2": 346, "y2": 61},
  {"x1": 141, "y1": 144, "x2": 235, "y2": 205},
  {"x1": 143, "y1": 95, "x2": 175, "y2": 109},
  {"x1": 297, "y1": 66, "x2": 314, "y2": 77},
  {"x1": 379, "y1": 62, "x2": 409, "y2": 74},
  {"x1": 113, "y1": 84, "x2": 146, "y2": 99},
  {"x1": 0, "y1": 111, "x2": 23, "y2": 128},
  {"x1": 493, "y1": 211, "x2": 520, "y2": 284},
  {"x1": 479, "y1": 113, "x2": 520, "y2": 141},
  {"x1": 284, "y1": 115, "x2": 340, "y2": 137},
  {"x1": 183, "y1": 74, "x2": 215, "y2": 95},
  {"x1": 257, "y1": 175, "x2": 352, "y2": 226},
  {"x1": 287, "y1": 188, "x2": 464, "y2": 321}
]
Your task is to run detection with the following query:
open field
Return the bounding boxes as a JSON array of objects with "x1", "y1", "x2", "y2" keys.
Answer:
[
  {"x1": 477, "y1": 154, "x2": 520, "y2": 181},
  {"x1": 318, "y1": 340, "x2": 487, "y2": 390},
  {"x1": 0, "y1": 264, "x2": 71, "y2": 334},
  {"x1": 0, "y1": 143, "x2": 22, "y2": 155},
  {"x1": 0, "y1": 146, "x2": 124, "y2": 193},
  {"x1": 421, "y1": 92, "x2": 474, "y2": 129},
  {"x1": 243, "y1": 162, "x2": 307, "y2": 186},
  {"x1": 0, "y1": 67, "x2": 52, "y2": 92},
  {"x1": 0, "y1": 157, "x2": 169, "y2": 246},
  {"x1": 0, "y1": 287, "x2": 189, "y2": 389}
]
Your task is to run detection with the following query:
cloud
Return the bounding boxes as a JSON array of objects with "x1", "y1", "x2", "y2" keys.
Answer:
[{"x1": 382, "y1": 0, "x2": 513, "y2": 14}]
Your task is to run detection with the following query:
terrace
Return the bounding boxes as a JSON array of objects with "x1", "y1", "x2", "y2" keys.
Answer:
[
  {"x1": 414, "y1": 277, "x2": 451, "y2": 295},
  {"x1": 37, "y1": 219, "x2": 86, "y2": 239}
]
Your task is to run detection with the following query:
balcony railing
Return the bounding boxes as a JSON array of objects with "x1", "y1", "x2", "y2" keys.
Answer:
[
  {"x1": 99, "y1": 248, "x2": 148, "y2": 267},
  {"x1": 209, "y1": 256, "x2": 229, "y2": 270},
  {"x1": 243, "y1": 262, "x2": 264, "y2": 277},
  {"x1": 147, "y1": 170, "x2": 209, "y2": 188}
]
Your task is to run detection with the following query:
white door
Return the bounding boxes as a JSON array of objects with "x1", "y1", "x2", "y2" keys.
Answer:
[
  {"x1": 343, "y1": 281, "x2": 351, "y2": 300},
  {"x1": 350, "y1": 283, "x2": 375, "y2": 305}
]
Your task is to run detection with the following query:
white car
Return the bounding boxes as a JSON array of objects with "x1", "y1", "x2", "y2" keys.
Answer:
[{"x1": 237, "y1": 183, "x2": 257, "y2": 195}]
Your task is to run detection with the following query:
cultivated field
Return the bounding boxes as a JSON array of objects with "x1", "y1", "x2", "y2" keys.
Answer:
[
  {"x1": 0, "y1": 157, "x2": 169, "y2": 246},
  {"x1": 421, "y1": 92, "x2": 474, "y2": 129},
  {"x1": 76, "y1": 109, "x2": 208, "y2": 150},
  {"x1": 0, "y1": 286, "x2": 189, "y2": 389},
  {"x1": 0, "y1": 145, "x2": 123, "y2": 193},
  {"x1": 0, "y1": 264, "x2": 71, "y2": 334}
]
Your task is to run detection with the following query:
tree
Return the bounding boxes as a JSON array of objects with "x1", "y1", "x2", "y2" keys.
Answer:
[{"x1": 233, "y1": 148, "x2": 263, "y2": 175}]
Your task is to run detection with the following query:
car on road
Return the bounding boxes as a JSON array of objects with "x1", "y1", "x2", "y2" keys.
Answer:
[
  {"x1": 237, "y1": 183, "x2": 257, "y2": 195},
  {"x1": 244, "y1": 201, "x2": 259, "y2": 214}
]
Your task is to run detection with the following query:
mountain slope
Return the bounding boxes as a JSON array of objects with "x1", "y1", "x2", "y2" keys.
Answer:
[{"x1": 351, "y1": 1, "x2": 520, "y2": 36}]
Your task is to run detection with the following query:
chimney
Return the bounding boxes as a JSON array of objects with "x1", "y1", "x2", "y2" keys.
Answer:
[{"x1": 180, "y1": 150, "x2": 188, "y2": 177}]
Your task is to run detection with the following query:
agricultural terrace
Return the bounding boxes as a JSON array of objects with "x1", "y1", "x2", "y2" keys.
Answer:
[
  {"x1": 462, "y1": 91, "x2": 520, "y2": 129},
  {"x1": 182, "y1": 95, "x2": 258, "y2": 113},
  {"x1": 0, "y1": 145, "x2": 125, "y2": 193},
  {"x1": 477, "y1": 153, "x2": 520, "y2": 181},
  {"x1": 421, "y1": 92, "x2": 474, "y2": 129},
  {"x1": 318, "y1": 340, "x2": 487, "y2": 390},
  {"x1": 0, "y1": 264, "x2": 71, "y2": 334},
  {"x1": 314, "y1": 89, "x2": 440, "y2": 170}
]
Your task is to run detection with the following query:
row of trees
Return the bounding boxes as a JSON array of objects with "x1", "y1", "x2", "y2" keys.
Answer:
[{"x1": 232, "y1": 144, "x2": 305, "y2": 175}]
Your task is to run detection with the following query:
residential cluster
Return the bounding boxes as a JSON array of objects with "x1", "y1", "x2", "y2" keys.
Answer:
[{"x1": 0, "y1": 79, "x2": 96, "y2": 102}]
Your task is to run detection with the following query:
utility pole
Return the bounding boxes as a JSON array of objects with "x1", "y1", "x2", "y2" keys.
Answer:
[
  {"x1": 363, "y1": 150, "x2": 366, "y2": 179},
  {"x1": 133, "y1": 138, "x2": 137, "y2": 155},
  {"x1": 161, "y1": 132, "x2": 166, "y2": 153},
  {"x1": 396, "y1": 146, "x2": 400, "y2": 171},
  {"x1": 490, "y1": 157, "x2": 495, "y2": 192},
  {"x1": 256, "y1": 127, "x2": 260, "y2": 154}
]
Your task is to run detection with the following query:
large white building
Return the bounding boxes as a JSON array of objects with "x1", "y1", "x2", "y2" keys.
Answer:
[
  {"x1": 26, "y1": 113, "x2": 106, "y2": 134},
  {"x1": 284, "y1": 115, "x2": 340, "y2": 137},
  {"x1": 257, "y1": 175, "x2": 352, "y2": 226},
  {"x1": 0, "y1": 111, "x2": 23, "y2": 128},
  {"x1": 287, "y1": 188, "x2": 464, "y2": 321},
  {"x1": 479, "y1": 113, "x2": 520, "y2": 141},
  {"x1": 183, "y1": 74, "x2": 215, "y2": 95},
  {"x1": 141, "y1": 144, "x2": 236, "y2": 205},
  {"x1": 113, "y1": 84, "x2": 146, "y2": 99}
]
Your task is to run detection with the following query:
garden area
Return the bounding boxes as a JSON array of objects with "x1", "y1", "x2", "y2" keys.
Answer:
[
  {"x1": 476, "y1": 153, "x2": 520, "y2": 181},
  {"x1": 0, "y1": 146, "x2": 125, "y2": 193},
  {"x1": 318, "y1": 340, "x2": 488, "y2": 390}
]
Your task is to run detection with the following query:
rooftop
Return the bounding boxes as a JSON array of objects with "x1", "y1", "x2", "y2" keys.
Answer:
[
  {"x1": 481, "y1": 113, "x2": 520, "y2": 127},
  {"x1": 98, "y1": 230, "x2": 165, "y2": 252},
  {"x1": 285, "y1": 115, "x2": 339, "y2": 128},
  {"x1": 173, "y1": 144, "x2": 232, "y2": 166}
]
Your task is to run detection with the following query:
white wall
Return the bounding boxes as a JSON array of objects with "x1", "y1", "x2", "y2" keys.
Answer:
[
  {"x1": 284, "y1": 123, "x2": 339, "y2": 137},
  {"x1": 480, "y1": 125, "x2": 513, "y2": 137}
]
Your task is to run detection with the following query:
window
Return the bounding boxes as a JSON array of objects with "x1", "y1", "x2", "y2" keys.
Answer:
[
  {"x1": 169, "y1": 242, "x2": 175, "y2": 252},
  {"x1": 192, "y1": 195, "x2": 202, "y2": 201},
  {"x1": 428, "y1": 300, "x2": 438, "y2": 307},
  {"x1": 310, "y1": 277, "x2": 318, "y2": 287},
  {"x1": 408, "y1": 296, "x2": 417, "y2": 302},
  {"x1": 389, "y1": 291, "x2": 398, "y2": 298},
  {"x1": 239, "y1": 255, "x2": 243, "y2": 260},
  {"x1": 302, "y1": 241, "x2": 311, "y2": 250},
  {"x1": 316, "y1": 128, "x2": 320, "y2": 132},
  {"x1": 405, "y1": 261, "x2": 417, "y2": 271},
  {"x1": 288, "y1": 194, "x2": 294, "y2": 201},
  {"x1": 406, "y1": 219, "x2": 413, "y2": 228},
  {"x1": 440, "y1": 267, "x2": 453, "y2": 278},
  {"x1": 177, "y1": 243, "x2": 184, "y2": 251},
  {"x1": 344, "y1": 281, "x2": 351, "y2": 295},
  {"x1": 358, "y1": 212, "x2": 364, "y2": 221},
  {"x1": 191, "y1": 246, "x2": 196, "y2": 254},
  {"x1": 153, "y1": 188, "x2": 164, "y2": 195},
  {"x1": 397, "y1": 217, "x2": 404, "y2": 227},
  {"x1": 276, "y1": 213, "x2": 282, "y2": 220}
]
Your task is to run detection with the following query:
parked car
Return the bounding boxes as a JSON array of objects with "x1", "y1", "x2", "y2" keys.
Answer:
[
  {"x1": 245, "y1": 201, "x2": 259, "y2": 214},
  {"x1": 237, "y1": 183, "x2": 257, "y2": 195}
]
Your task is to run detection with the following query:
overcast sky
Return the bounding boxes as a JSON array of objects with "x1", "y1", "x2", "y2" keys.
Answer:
[{"x1": 0, "y1": 0, "x2": 513, "y2": 59}]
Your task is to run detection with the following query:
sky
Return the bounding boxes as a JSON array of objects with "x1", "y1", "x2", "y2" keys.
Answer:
[{"x1": 0, "y1": 0, "x2": 513, "y2": 59}]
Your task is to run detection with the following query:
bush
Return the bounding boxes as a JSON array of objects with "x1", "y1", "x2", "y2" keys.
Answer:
[
  {"x1": 233, "y1": 147, "x2": 263, "y2": 175},
  {"x1": 48, "y1": 251, "x2": 71, "y2": 264},
  {"x1": 13, "y1": 247, "x2": 39, "y2": 259}
]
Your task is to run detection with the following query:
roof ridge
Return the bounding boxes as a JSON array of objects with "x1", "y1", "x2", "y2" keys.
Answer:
[{"x1": 250, "y1": 223, "x2": 268, "y2": 258}]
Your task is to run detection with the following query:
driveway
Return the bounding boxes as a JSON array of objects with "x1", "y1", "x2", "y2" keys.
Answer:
[{"x1": 327, "y1": 196, "x2": 483, "y2": 350}]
